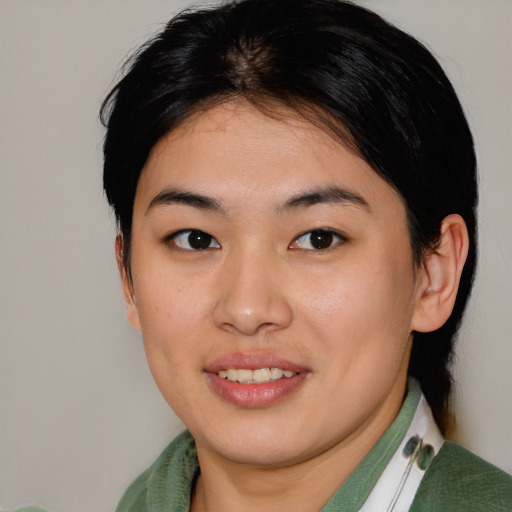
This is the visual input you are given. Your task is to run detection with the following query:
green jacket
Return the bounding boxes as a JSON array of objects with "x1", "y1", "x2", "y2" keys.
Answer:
[{"x1": 114, "y1": 436, "x2": 511, "y2": 512}]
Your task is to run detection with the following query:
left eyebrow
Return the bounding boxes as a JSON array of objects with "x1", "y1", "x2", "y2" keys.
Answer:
[{"x1": 279, "y1": 186, "x2": 371, "y2": 213}]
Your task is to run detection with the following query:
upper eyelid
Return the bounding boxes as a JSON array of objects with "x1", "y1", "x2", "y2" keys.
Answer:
[
  {"x1": 164, "y1": 228, "x2": 213, "y2": 239},
  {"x1": 293, "y1": 228, "x2": 346, "y2": 240}
]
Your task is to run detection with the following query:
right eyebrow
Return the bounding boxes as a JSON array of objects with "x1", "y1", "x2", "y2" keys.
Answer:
[{"x1": 146, "y1": 188, "x2": 225, "y2": 215}]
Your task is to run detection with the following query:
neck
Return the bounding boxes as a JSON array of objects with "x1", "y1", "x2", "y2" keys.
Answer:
[{"x1": 190, "y1": 375, "x2": 407, "y2": 512}]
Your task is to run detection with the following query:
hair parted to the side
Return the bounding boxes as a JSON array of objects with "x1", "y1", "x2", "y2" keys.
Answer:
[{"x1": 101, "y1": 0, "x2": 477, "y2": 433}]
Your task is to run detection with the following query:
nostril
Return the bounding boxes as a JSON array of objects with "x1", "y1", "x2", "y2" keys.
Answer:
[{"x1": 212, "y1": 295, "x2": 293, "y2": 336}]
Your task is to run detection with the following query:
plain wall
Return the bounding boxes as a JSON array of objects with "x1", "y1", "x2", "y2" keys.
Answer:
[{"x1": 0, "y1": 1, "x2": 510, "y2": 510}]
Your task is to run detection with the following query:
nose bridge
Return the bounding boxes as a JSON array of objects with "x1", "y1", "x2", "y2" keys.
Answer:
[{"x1": 213, "y1": 244, "x2": 293, "y2": 335}]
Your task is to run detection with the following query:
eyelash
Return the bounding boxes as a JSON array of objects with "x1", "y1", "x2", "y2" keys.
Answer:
[{"x1": 164, "y1": 228, "x2": 346, "y2": 252}]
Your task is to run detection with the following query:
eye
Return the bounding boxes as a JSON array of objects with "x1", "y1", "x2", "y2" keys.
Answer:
[
  {"x1": 169, "y1": 229, "x2": 220, "y2": 251},
  {"x1": 290, "y1": 229, "x2": 345, "y2": 251}
]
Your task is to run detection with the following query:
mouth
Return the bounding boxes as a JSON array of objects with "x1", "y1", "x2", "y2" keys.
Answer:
[
  {"x1": 217, "y1": 367, "x2": 298, "y2": 384},
  {"x1": 205, "y1": 354, "x2": 307, "y2": 408}
]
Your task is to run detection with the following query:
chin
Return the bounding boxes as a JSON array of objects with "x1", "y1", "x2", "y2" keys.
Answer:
[
  {"x1": 216, "y1": 441, "x2": 310, "y2": 468},
  {"x1": 192, "y1": 417, "x2": 332, "y2": 468}
]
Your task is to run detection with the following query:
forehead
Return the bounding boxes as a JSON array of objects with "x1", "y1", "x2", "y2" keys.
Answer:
[{"x1": 135, "y1": 101, "x2": 404, "y2": 219}]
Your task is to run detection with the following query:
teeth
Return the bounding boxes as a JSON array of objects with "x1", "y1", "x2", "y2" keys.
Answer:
[
  {"x1": 217, "y1": 367, "x2": 298, "y2": 384},
  {"x1": 270, "y1": 367, "x2": 283, "y2": 380},
  {"x1": 253, "y1": 368, "x2": 271, "y2": 383},
  {"x1": 237, "y1": 369, "x2": 253, "y2": 382}
]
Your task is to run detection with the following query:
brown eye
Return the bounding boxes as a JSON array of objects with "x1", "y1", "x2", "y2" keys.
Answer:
[
  {"x1": 309, "y1": 230, "x2": 334, "y2": 249},
  {"x1": 291, "y1": 229, "x2": 344, "y2": 250},
  {"x1": 172, "y1": 230, "x2": 220, "y2": 250}
]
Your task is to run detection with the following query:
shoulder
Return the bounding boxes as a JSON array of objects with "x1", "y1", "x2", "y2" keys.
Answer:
[
  {"x1": 410, "y1": 441, "x2": 512, "y2": 511},
  {"x1": 116, "y1": 430, "x2": 199, "y2": 512}
]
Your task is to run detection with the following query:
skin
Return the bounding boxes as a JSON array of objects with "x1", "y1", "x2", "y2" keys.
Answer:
[{"x1": 118, "y1": 101, "x2": 468, "y2": 512}]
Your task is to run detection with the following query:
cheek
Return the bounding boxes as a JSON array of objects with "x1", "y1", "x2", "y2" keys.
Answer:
[
  {"x1": 133, "y1": 267, "x2": 212, "y2": 365},
  {"x1": 134, "y1": 274, "x2": 209, "y2": 410},
  {"x1": 295, "y1": 251, "x2": 415, "y2": 357},
  {"x1": 296, "y1": 263, "x2": 390, "y2": 326},
  {"x1": 135, "y1": 253, "x2": 208, "y2": 320}
]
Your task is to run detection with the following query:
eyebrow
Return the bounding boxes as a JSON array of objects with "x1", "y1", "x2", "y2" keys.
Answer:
[
  {"x1": 279, "y1": 186, "x2": 371, "y2": 213},
  {"x1": 147, "y1": 188, "x2": 225, "y2": 215},
  {"x1": 146, "y1": 185, "x2": 370, "y2": 216}
]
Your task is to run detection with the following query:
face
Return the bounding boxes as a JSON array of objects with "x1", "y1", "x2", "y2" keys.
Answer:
[{"x1": 123, "y1": 101, "x2": 427, "y2": 468}]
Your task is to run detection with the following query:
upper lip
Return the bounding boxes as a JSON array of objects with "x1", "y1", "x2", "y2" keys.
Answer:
[{"x1": 205, "y1": 352, "x2": 308, "y2": 374}]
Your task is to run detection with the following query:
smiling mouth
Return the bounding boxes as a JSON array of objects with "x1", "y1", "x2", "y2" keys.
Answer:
[{"x1": 217, "y1": 368, "x2": 298, "y2": 384}]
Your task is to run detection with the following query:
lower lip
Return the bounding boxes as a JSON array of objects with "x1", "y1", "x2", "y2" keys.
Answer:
[{"x1": 206, "y1": 372, "x2": 307, "y2": 408}]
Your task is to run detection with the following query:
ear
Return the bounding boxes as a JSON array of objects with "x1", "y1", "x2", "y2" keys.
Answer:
[
  {"x1": 115, "y1": 234, "x2": 141, "y2": 331},
  {"x1": 411, "y1": 214, "x2": 469, "y2": 333}
]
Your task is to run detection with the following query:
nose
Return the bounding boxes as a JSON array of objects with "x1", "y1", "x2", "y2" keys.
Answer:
[{"x1": 212, "y1": 251, "x2": 294, "y2": 336}]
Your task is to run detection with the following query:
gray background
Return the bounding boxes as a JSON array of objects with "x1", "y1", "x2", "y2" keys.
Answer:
[{"x1": 1, "y1": 1, "x2": 510, "y2": 510}]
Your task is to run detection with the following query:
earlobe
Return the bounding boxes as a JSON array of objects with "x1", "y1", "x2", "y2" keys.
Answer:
[
  {"x1": 115, "y1": 234, "x2": 142, "y2": 331},
  {"x1": 411, "y1": 214, "x2": 469, "y2": 333}
]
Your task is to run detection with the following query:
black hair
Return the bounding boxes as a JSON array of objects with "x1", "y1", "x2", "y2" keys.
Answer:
[{"x1": 101, "y1": 0, "x2": 477, "y2": 433}]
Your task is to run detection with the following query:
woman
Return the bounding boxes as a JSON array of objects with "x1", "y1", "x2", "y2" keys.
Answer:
[
  {"x1": 101, "y1": 0, "x2": 511, "y2": 510},
  {"x1": 12, "y1": 0, "x2": 511, "y2": 510}
]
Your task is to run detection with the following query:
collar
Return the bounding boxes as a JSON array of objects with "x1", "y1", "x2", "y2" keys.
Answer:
[
  {"x1": 358, "y1": 388, "x2": 444, "y2": 511},
  {"x1": 321, "y1": 379, "x2": 444, "y2": 511}
]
